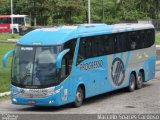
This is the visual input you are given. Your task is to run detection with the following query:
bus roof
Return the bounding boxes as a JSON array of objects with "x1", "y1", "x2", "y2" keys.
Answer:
[
  {"x1": 0, "y1": 15, "x2": 28, "y2": 18},
  {"x1": 18, "y1": 23, "x2": 154, "y2": 46}
]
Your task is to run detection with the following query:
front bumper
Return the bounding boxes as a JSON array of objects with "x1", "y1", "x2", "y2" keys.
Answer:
[
  {"x1": 11, "y1": 95, "x2": 60, "y2": 106},
  {"x1": 11, "y1": 85, "x2": 63, "y2": 106}
]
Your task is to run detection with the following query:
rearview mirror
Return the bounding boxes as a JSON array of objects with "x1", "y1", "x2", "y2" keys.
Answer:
[
  {"x1": 56, "y1": 49, "x2": 70, "y2": 69},
  {"x1": 2, "y1": 50, "x2": 14, "y2": 68}
]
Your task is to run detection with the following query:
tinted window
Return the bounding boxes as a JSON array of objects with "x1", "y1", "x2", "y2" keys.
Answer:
[
  {"x1": 0, "y1": 18, "x2": 11, "y2": 24},
  {"x1": 77, "y1": 34, "x2": 115, "y2": 64},
  {"x1": 130, "y1": 29, "x2": 155, "y2": 49},
  {"x1": 128, "y1": 32, "x2": 139, "y2": 50},
  {"x1": 76, "y1": 29, "x2": 155, "y2": 65},
  {"x1": 103, "y1": 35, "x2": 115, "y2": 54},
  {"x1": 115, "y1": 33, "x2": 128, "y2": 52},
  {"x1": 139, "y1": 30, "x2": 146, "y2": 48},
  {"x1": 61, "y1": 39, "x2": 77, "y2": 79},
  {"x1": 146, "y1": 29, "x2": 155, "y2": 47}
]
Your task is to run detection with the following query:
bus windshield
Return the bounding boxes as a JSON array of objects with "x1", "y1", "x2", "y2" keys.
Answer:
[{"x1": 12, "y1": 45, "x2": 62, "y2": 88}]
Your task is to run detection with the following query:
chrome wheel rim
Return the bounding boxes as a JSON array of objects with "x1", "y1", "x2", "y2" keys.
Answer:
[{"x1": 76, "y1": 91, "x2": 82, "y2": 103}]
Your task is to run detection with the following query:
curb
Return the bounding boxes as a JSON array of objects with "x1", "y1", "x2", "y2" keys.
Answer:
[
  {"x1": 0, "y1": 91, "x2": 11, "y2": 97},
  {"x1": 156, "y1": 45, "x2": 160, "y2": 48},
  {"x1": 7, "y1": 39, "x2": 18, "y2": 42}
]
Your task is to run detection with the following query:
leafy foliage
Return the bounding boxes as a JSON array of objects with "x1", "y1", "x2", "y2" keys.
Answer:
[{"x1": 0, "y1": 0, "x2": 159, "y2": 25}]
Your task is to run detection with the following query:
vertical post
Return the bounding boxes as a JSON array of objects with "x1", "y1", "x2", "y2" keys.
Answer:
[
  {"x1": 88, "y1": 0, "x2": 91, "y2": 24},
  {"x1": 34, "y1": 1, "x2": 37, "y2": 26},
  {"x1": 11, "y1": 0, "x2": 13, "y2": 34},
  {"x1": 102, "y1": 0, "x2": 104, "y2": 22}
]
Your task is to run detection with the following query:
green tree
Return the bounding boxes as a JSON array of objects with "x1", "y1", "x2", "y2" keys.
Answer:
[{"x1": 0, "y1": 0, "x2": 159, "y2": 25}]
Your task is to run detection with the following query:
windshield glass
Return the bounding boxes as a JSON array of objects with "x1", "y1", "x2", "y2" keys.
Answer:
[{"x1": 12, "y1": 46, "x2": 62, "y2": 88}]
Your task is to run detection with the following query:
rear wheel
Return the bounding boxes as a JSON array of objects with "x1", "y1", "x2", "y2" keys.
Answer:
[
  {"x1": 136, "y1": 72, "x2": 144, "y2": 89},
  {"x1": 128, "y1": 73, "x2": 136, "y2": 92},
  {"x1": 73, "y1": 87, "x2": 84, "y2": 107}
]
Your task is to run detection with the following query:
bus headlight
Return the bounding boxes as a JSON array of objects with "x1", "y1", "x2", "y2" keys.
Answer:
[
  {"x1": 12, "y1": 98, "x2": 17, "y2": 103},
  {"x1": 12, "y1": 88, "x2": 20, "y2": 95}
]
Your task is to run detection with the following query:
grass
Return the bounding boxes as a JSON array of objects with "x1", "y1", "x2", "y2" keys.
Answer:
[
  {"x1": 156, "y1": 33, "x2": 160, "y2": 45},
  {"x1": 0, "y1": 43, "x2": 15, "y2": 93},
  {"x1": 0, "y1": 33, "x2": 21, "y2": 40}
]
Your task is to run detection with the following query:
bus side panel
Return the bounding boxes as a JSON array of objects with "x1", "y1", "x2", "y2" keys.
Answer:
[
  {"x1": 0, "y1": 24, "x2": 11, "y2": 33},
  {"x1": 143, "y1": 56, "x2": 156, "y2": 81},
  {"x1": 71, "y1": 51, "x2": 132, "y2": 99},
  {"x1": 106, "y1": 52, "x2": 131, "y2": 91},
  {"x1": 142, "y1": 45, "x2": 156, "y2": 81},
  {"x1": 122, "y1": 45, "x2": 156, "y2": 84},
  {"x1": 72, "y1": 56, "x2": 112, "y2": 98}
]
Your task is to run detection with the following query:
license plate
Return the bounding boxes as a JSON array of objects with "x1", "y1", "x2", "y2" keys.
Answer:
[{"x1": 28, "y1": 100, "x2": 36, "y2": 104}]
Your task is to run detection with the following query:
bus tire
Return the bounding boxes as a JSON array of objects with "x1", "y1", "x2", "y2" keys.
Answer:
[
  {"x1": 13, "y1": 28, "x2": 18, "y2": 33},
  {"x1": 73, "y1": 87, "x2": 84, "y2": 107},
  {"x1": 136, "y1": 71, "x2": 144, "y2": 89},
  {"x1": 128, "y1": 73, "x2": 136, "y2": 92}
]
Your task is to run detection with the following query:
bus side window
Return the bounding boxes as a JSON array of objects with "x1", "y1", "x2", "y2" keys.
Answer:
[
  {"x1": 61, "y1": 54, "x2": 69, "y2": 79},
  {"x1": 103, "y1": 35, "x2": 115, "y2": 55},
  {"x1": 140, "y1": 30, "x2": 146, "y2": 48},
  {"x1": 128, "y1": 32, "x2": 137, "y2": 50},
  {"x1": 115, "y1": 33, "x2": 128, "y2": 53},
  {"x1": 0, "y1": 18, "x2": 2, "y2": 24},
  {"x1": 77, "y1": 38, "x2": 87, "y2": 64},
  {"x1": 91, "y1": 37, "x2": 98, "y2": 57},
  {"x1": 8, "y1": 18, "x2": 11, "y2": 24},
  {"x1": 145, "y1": 29, "x2": 155, "y2": 47},
  {"x1": 85, "y1": 38, "x2": 92, "y2": 58},
  {"x1": 61, "y1": 39, "x2": 77, "y2": 79}
]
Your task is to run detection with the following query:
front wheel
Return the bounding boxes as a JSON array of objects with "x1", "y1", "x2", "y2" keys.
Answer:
[
  {"x1": 128, "y1": 73, "x2": 136, "y2": 92},
  {"x1": 73, "y1": 87, "x2": 84, "y2": 107}
]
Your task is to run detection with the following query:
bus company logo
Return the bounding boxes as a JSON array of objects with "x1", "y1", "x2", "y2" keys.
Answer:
[{"x1": 111, "y1": 57, "x2": 125, "y2": 86}]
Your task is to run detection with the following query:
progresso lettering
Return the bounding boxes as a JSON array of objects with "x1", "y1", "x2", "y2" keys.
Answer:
[{"x1": 80, "y1": 60, "x2": 103, "y2": 71}]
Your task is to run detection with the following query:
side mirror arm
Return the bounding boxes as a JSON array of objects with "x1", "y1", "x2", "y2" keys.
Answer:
[
  {"x1": 2, "y1": 50, "x2": 14, "y2": 68},
  {"x1": 56, "y1": 49, "x2": 70, "y2": 69}
]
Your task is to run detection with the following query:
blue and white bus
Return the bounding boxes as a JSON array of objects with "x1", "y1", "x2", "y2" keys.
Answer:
[{"x1": 3, "y1": 23, "x2": 156, "y2": 107}]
